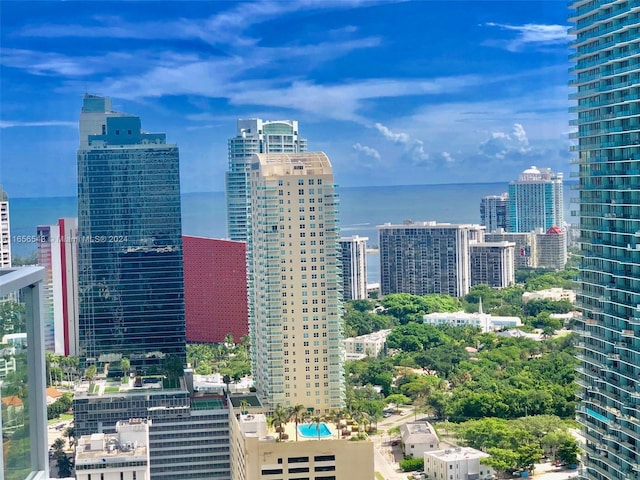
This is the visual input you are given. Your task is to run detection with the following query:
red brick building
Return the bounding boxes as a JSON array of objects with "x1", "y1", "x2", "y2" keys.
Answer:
[{"x1": 183, "y1": 235, "x2": 248, "y2": 343}]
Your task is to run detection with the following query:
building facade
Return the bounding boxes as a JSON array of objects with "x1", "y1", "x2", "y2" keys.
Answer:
[
  {"x1": 570, "y1": 2, "x2": 640, "y2": 480},
  {"x1": 0, "y1": 267, "x2": 49, "y2": 480},
  {"x1": 378, "y1": 222, "x2": 484, "y2": 297},
  {"x1": 73, "y1": 384, "x2": 230, "y2": 480},
  {"x1": 183, "y1": 235, "x2": 248, "y2": 344},
  {"x1": 229, "y1": 410, "x2": 373, "y2": 480},
  {"x1": 75, "y1": 419, "x2": 151, "y2": 480},
  {"x1": 470, "y1": 241, "x2": 515, "y2": 289},
  {"x1": 508, "y1": 166, "x2": 564, "y2": 233},
  {"x1": 249, "y1": 152, "x2": 344, "y2": 413},
  {"x1": 1, "y1": 185, "x2": 11, "y2": 268},
  {"x1": 226, "y1": 119, "x2": 307, "y2": 242},
  {"x1": 480, "y1": 193, "x2": 508, "y2": 233},
  {"x1": 343, "y1": 329, "x2": 391, "y2": 358},
  {"x1": 485, "y1": 230, "x2": 538, "y2": 270},
  {"x1": 423, "y1": 447, "x2": 494, "y2": 480},
  {"x1": 37, "y1": 219, "x2": 80, "y2": 355},
  {"x1": 535, "y1": 226, "x2": 567, "y2": 270},
  {"x1": 338, "y1": 235, "x2": 368, "y2": 301},
  {"x1": 77, "y1": 94, "x2": 186, "y2": 363}
]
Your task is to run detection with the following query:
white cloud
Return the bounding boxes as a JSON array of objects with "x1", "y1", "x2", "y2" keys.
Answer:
[
  {"x1": 484, "y1": 23, "x2": 569, "y2": 52},
  {"x1": 478, "y1": 123, "x2": 532, "y2": 160},
  {"x1": 0, "y1": 120, "x2": 76, "y2": 128},
  {"x1": 374, "y1": 122, "x2": 429, "y2": 165},
  {"x1": 442, "y1": 152, "x2": 454, "y2": 163},
  {"x1": 353, "y1": 142, "x2": 381, "y2": 160}
]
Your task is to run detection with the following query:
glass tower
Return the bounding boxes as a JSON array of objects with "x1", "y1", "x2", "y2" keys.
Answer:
[
  {"x1": 226, "y1": 119, "x2": 307, "y2": 242},
  {"x1": 570, "y1": 2, "x2": 640, "y2": 479},
  {"x1": 77, "y1": 94, "x2": 186, "y2": 364},
  {"x1": 507, "y1": 166, "x2": 564, "y2": 233}
]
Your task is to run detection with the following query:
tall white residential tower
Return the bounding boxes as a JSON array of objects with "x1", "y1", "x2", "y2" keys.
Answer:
[{"x1": 338, "y1": 235, "x2": 368, "y2": 301}]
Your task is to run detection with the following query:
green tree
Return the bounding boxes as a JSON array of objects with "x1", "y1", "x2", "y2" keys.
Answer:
[
  {"x1": 385, "y1": 393, "x2": 411, "y2": 413},
  {"x1": 399, "y1": 457, "x2": 424, "y2": 471},
  {"x1": 84, "y1": 365, "x2": 97, "y2": 383},
  {"x1": 483, "y1": 448, "x2": 519, "y2": 478},
  {"x1": 120, "y1": 357, "x2": 130, "y2": 377},
  {"x1": 515, "y1": 443, "x2": 544, "y2": 472},
  {"x1": 222, "y1": 374, "x2": 231, "y2": 394},
  {"x1": 288, "y1": 404, "x2": 306, "y2": 442},
  {"x1": 269, "y1": 404, "x2": 288, "y2": 441},
  {"x1": 556, "y1": 439, "x2": 580, "y2": 466}
]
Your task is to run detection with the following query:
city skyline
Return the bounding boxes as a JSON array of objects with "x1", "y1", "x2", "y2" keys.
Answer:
[{"x1": 1, "y1": 1, "x2": 571, "y2": 197}]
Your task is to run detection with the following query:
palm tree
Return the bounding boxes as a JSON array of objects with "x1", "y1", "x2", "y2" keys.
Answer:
[
  {"x1": 270, "y1": 404, "x2": 288, "y2": 441},
  {"x1": 232, "y1": 372, "x2": 242, "y2": 392},
  {"x1": 222, "y1": 374, "x2": 232, "y2": 395},
  {"x1": 120, "y1": 357, "x2": 130, "y2": 377},
  {"x1": 288, "y1": 404, "x2": 306, "y2": 442},
  {"x1": 311, "y1": 415, "x2": 324, "y2": 440}
]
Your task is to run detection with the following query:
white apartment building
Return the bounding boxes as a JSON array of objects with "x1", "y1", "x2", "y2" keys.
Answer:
[
  {"x1": 338, "y1": 235, "x2": 368, "y2": 301},
  {"x1": 423, "y1": 311, "x2": 521, "y2": 333},
  {"x1": 470, "y1": 241, "x2": 515, "y2": 289},
  {"x1": 75, "y1": 419, "x2": 151, "y2": 480},
  {"x1": 250, "y1": 152, "x2": 344, "y2": 413},
  {"x1": 522, "y1": 288, "x2": 576, "y2": 304},
  {"x1": 343, "y1": 329, "x2": 391, "y2": 358},
  {"x1": 423, "y1": 447, "x2": 494, "y2": 480},
  {"x1": 400, "y1": 421, "x2": 440, "y2": 458},
  {"x1": 0, "y1": 185, "x2": 11, "y2": 268}
]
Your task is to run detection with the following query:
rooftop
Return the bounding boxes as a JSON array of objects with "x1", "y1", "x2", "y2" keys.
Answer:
[
  {"x1": 425, "y1": 446, "x2": 489, "y2": 462},
  {"x1": 400, "y1": 421, "x2": 439, "y2": 446}
]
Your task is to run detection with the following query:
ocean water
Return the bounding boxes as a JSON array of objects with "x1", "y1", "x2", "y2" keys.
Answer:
[{"x1": 8, "y1": 182, "x2": 575, "y2": 283}]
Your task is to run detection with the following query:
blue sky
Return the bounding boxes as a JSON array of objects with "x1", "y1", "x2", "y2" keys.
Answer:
[{"x1": 0, "y1": 1, "x2": 572, "y2": 197}]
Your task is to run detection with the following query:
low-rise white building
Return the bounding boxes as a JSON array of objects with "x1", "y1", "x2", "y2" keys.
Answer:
[
  {"x1": 343, "y1": 329, "x2": 391, "y2": 358},
  {"x1": 423, "y1": 446, "x2": 494, "y2": 480},
  {"x1": 422, "y1": 311, "x2": 521, "y2": 333},
  {"x1": 75, "y1": 418, "x2": 151, "y2": 480},
  {"x1": 522, "y1": 288, "x2": 575, "y2": 304},
  {"x1": 400, "y1": 421, "x2": 440, "y2": 458}
]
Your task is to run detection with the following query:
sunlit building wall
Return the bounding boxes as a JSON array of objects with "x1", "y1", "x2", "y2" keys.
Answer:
[{"x1": 570, "y1": 2, "x2": 640, "y2": 479}]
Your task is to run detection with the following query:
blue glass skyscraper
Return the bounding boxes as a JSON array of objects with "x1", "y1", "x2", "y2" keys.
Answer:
[
  {"x1": 77, "y1": 94, "x2": 185, "y2": 364},
  {"x1": 570, "y1": 2, "x2": 640, "y2": 479}
]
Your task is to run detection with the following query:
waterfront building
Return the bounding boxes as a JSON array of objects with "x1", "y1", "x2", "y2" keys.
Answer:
[
  {"x1": 507, "y1": 166, "x2": 564, "y2": 233},
  {"x1": 249, "y1": 152, "x2": 344, "y2": 412},
  {"x1": 37, "y1": 219, "x2": 80, "y2": 355},
  {"x1": 423, "y1": 447, "x2": 494, "y2": 480},
  {"x1": 423, "y1": 310, "x2": 521, "y2": 333},
  {"x1": 183, "y1": 235, "x2": 248, "y2": 344},
  {"x1": 338, "y1": 235, "x2": 368, "y2": 301},
  {"x1": 1, "y1": 185, "x2": 11, "y2": 267},
  {"x1": 0, "y1": 266, "x2": 49, "y2": 480},
  {"x1": 535, "y1": 226, "x2": 567, "y2": 270},
  {"x1": 73, "y1": 375, "x2": 230, "y2": 480},
  {"x1": 470, "y1": 241, "x2": 515, "y2": 288},
  {"x1": 343, "y1": 329, "x2": 391, "y2": 358},
  {"x1": 75, "y1": 419, "x2": 151, "y2": 480},
  {"x1": 479, "y1": 193, "x2": 508, "y2": 233},
  {"x1": 570, "y1": 2, "x2": 640, "y2": 479},
  {"x1": 229, "y1": 408, "x2": 373, "y2": 480},
  {"x1": 485, "y1": 230, "x2": 538, "y2": 270},
  {"x1": 77, "y1": 94, "x2": 186, "y2": 364},
  {"x1": 378, "y1": 221, "x2": 485, "y2": 297},
  {"x1": 226, "y1": 119, "x2": 307, "y2": 242}
]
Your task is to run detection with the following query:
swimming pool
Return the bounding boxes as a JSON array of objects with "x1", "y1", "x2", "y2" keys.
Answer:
[{"x1": 297, "y1": 422, "x2": 332, "y2": 438}]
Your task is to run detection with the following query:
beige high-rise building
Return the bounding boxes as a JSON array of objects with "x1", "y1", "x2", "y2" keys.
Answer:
[{"x1": 249, "y1": 152, "x2": 344, "y2": 413}]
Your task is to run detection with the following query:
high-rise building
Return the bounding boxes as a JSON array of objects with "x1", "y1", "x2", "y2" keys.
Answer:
[
  {"x1": 469, "y1": 241, "x2": 515, "y2": 289},
  {"x1": 73, "y1": 378, "x2": 230, "y2": 480},
  {"x1": 535, "y1": 226, "x2": 567, "y2": 270},
  {"x1": 507, "y1": 166, "x2": 564, "y2": 233},
  {"x1": 183, "y1": 235, "x2": 248, "y2": 344},
  {"x1": 75, "y1": 419, "x2": 151, "y2": 480},
  {"x1": 480, "y1": 193, "x2": 508, "y2": 233},
  {"x1": 570, "y1": 2, "x2": 640, "y2": 479},
  {"x1": 378, "y1": 221, "x2": 485, "y2": 297},
  {"x1": 0, "y1": 185, "x2": 11, "y2": 268},
  {"x1": 77, "y1": 94, "x2": 186, "y2": 364},
  {"x1": 226, "y1": 119, "x2": 307, "y2": 242},
  {"x1": 1, "y1": 266, "x2": 49, "y2": 480},
  {"x1": 249, "y1": 152, "x2": 344, "y2": 413},
  {"x1": 338, "y1": 235, "x2": 368, "y2": 301},
  {"x1": 36, "y1": 219, "x2": 80, "y2": 356},
  {"x1": 485, "y1": 230, "x2": 538, "y2": 270}
]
